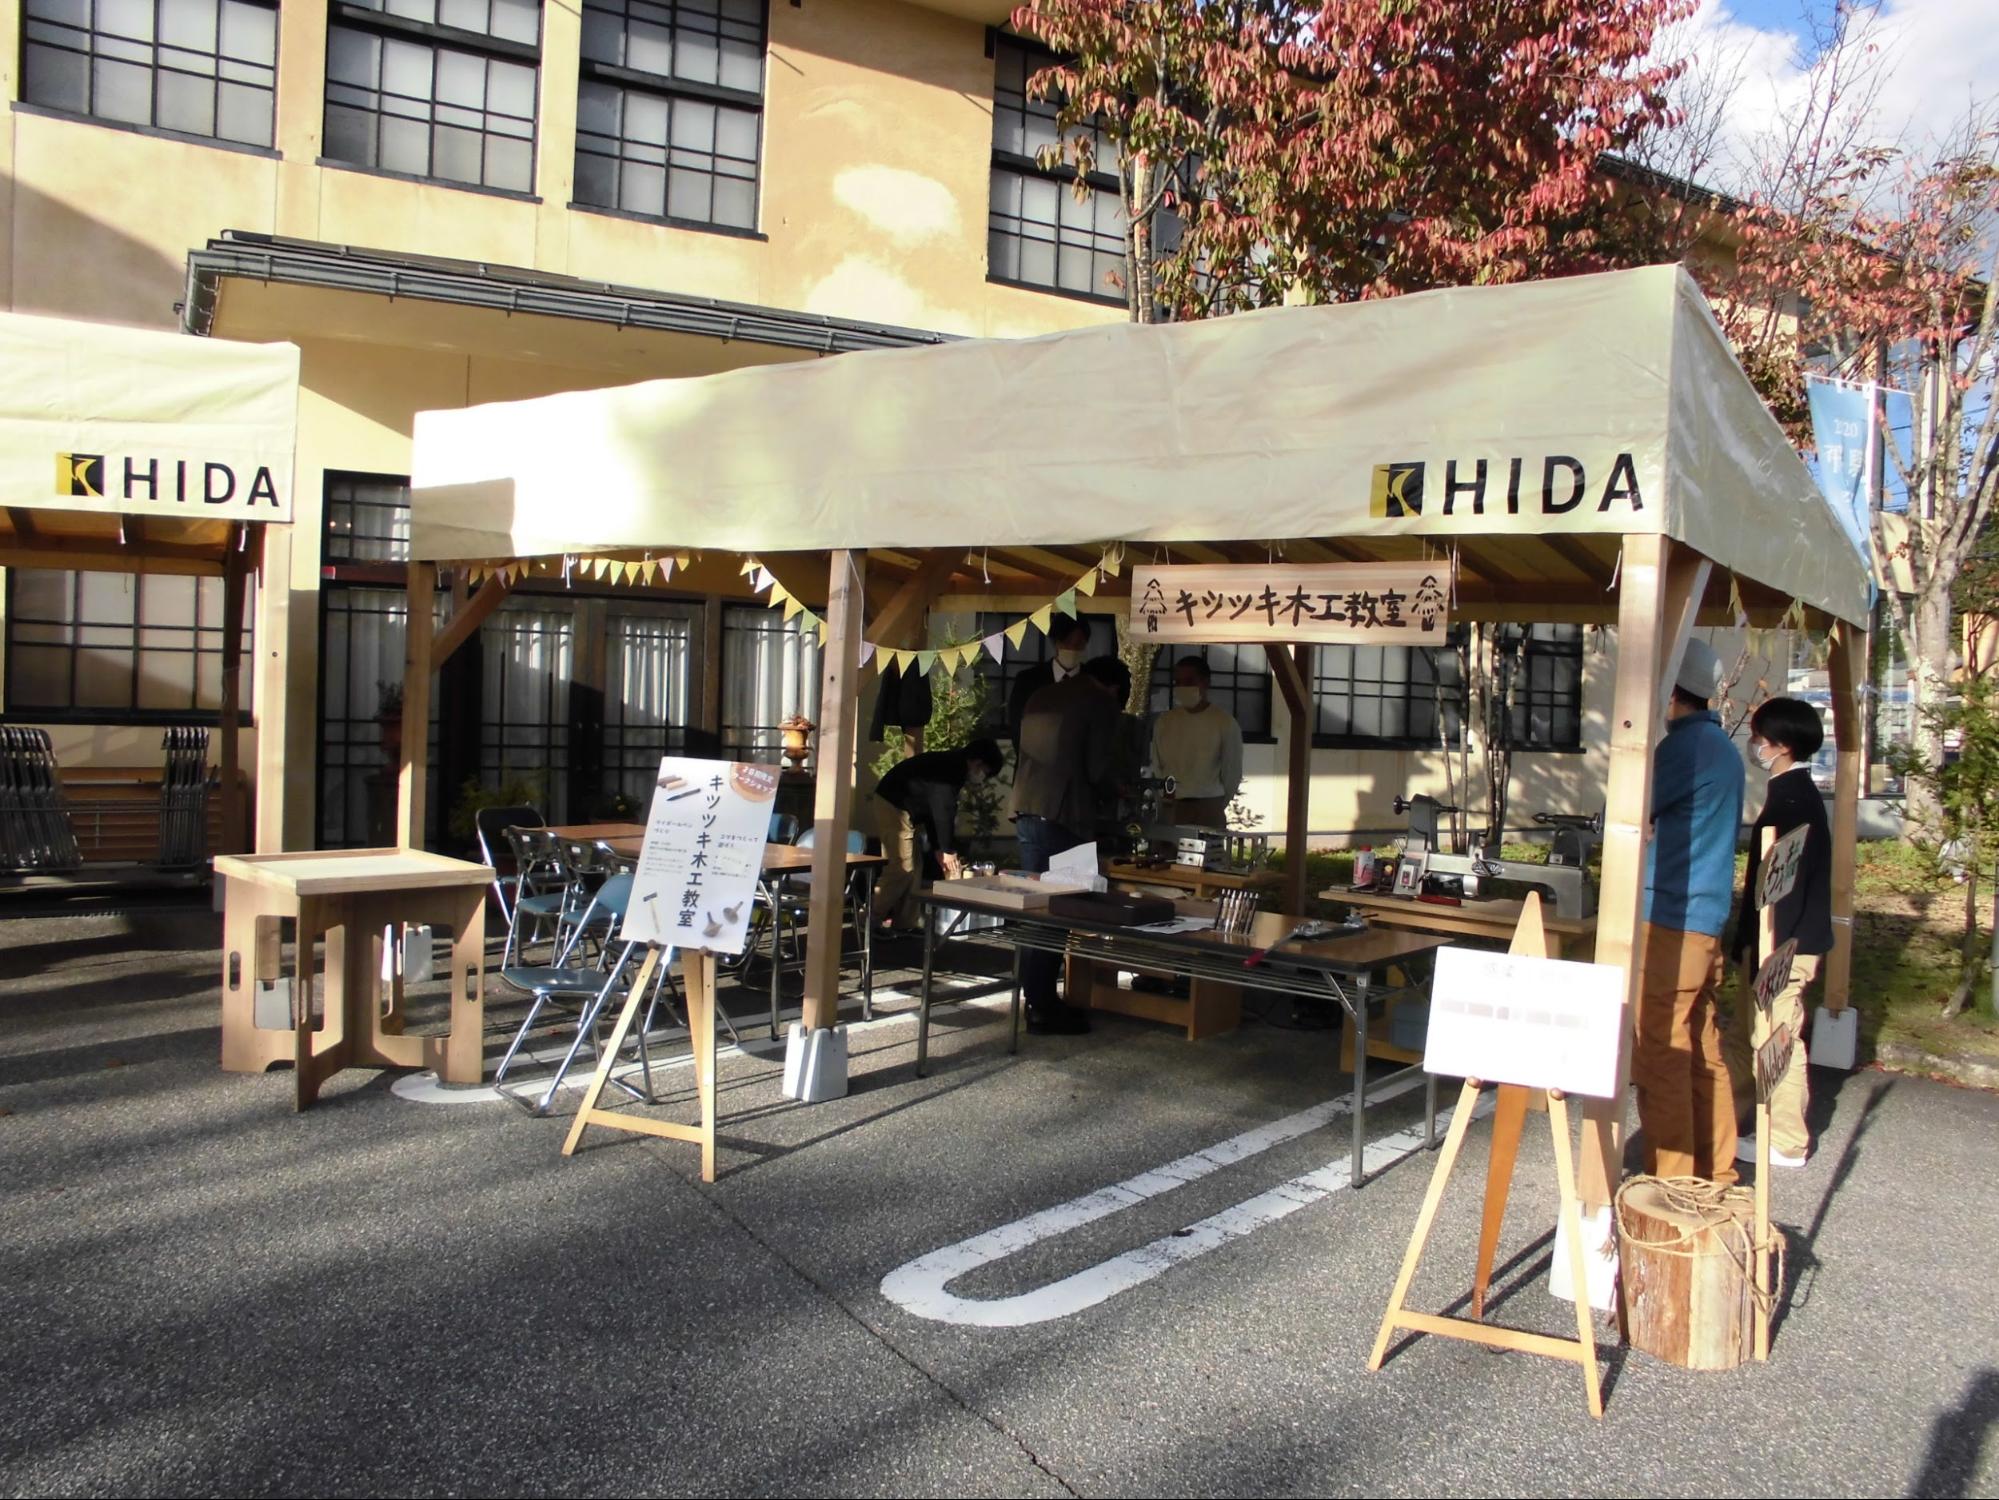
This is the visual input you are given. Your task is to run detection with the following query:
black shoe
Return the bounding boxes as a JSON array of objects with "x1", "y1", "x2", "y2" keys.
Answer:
[{"x1": 1027, "y1": 1004, "x2": 1091, "y2": 1036}]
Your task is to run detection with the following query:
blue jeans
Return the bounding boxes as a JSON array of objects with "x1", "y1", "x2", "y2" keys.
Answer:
[{"x1": 1016, "y1": 815, "x2": 1084, "y2": 1011}]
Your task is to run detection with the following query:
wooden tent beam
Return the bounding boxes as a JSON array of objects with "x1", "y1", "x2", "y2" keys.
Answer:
[
  {"x1": 866, "y1": 551, "x2": 961, "y2": 649},
  {"x1": 217, "y1": 527, "x2": 251, "y2": 855},
  {"x1": 396, "y1": 562, "x2": 437, "y2": 849},
  {"x1": 0, "y1": 543, "x2": 224, "y2": 577},
  {"x1": 802, "y1": 548, "x2": 865, "y2": 1032},
  {"x1": 430, "y1": 572, "x2": 514, "y2": 671},
  {"x1": 253, "y1": 525, "x2": 292, "y2": 853},
  {"x1": 1282, "y1": 644, "x2": 1314, "y2": 913}
]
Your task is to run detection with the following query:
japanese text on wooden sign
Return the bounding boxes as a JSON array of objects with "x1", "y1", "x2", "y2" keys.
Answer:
[
  {"x1": 1127, "y1": 562, "x2": 1451, "y2": 645},
  {"x1": 1752, "y1": 939, "x2": 1798, "y2": 1016},
  {"x1": 1757, "y1": 824, "x2": 1810, "y2": 909},
  {"x1": 623, "y1": 757, "x2": 780, "y2": 955},
  {"x1": 1754, "y1": 1024, "x2": 1797, "y2": 1103},
  {"x1": 1422, "y1": 947, "x2": 1625, "y2": 1098}
]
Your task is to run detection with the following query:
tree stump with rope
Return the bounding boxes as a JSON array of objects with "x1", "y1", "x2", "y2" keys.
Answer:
[{"x1": 1616, "y1": 1176, "x2": 1762, "y2": 1371}]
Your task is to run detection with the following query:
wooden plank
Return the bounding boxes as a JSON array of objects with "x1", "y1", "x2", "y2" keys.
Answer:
[
  {"x1": 1283, "y1": 644, "x2": 1313, "y2": 913},
  {"x1": 0, "y1": 543, "x2": 225, "y2": 577},
  {"x1": 6, "y1": 506, "x2": 40, "y2": 540},
  {"x1": 992, "y1": 545, "x2": 1098, "y2": 584},
  {"x1": 396, "y1": 561, "x2": 436, "y2": 850},
  {"x1": 1579, "y1": 533, "x2": 1668, "y2": 1213},
  {"x1": 866, "y1": 550, "x2": 960, "y2": 650},
  {"x1": 217, "y1": 526, "x2": 250, "y2": 855},
  {"x1": 253, "y1": 523, "x2": 292, "y2": 854},
  {"x1": 1541, "y1": 533, "x2": 1613, "y2": 586},
  {"x1": 802, "y1": 548, "x2": 865, "y2": 1032},
  {"x1": 1824, "y1": 620, "x2": 1862, "y2": 1012},
  {"x1": 1548, "y1": 1090, "x2": 1606, "y2": 1416},
  {"x1": 1472, "y1": 1084, "x2": 1530, "y2": 1319},
  {"x1": 429, "y1": 572, "x2": 514, "y2": 671},
  {"x1": 1269, "y1": 643, "x2": 1308, "y2": 717},
  {"x1": 1368, "y1": 1077, "x2": 1483, "y2": 1370}
]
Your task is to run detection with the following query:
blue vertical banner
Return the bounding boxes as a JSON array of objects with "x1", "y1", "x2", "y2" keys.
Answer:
[{"x1": 1804, "y1": 376, "x2": 1876, "y2": 565}]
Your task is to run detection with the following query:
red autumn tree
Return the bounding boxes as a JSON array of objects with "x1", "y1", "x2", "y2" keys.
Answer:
[{"x1": 1009, "y1": 0, "x2": 1692, "y2": 321}]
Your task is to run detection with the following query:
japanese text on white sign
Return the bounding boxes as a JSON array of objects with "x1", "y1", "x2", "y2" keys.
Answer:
[
  {"x1": 1757, "y1": 825, "x2": 1810, "y2": 910},
  {"x1": 1127, "y1": 562, "x2": 1451, "y2": 645},
  {"x1": 1423, "y1": 947, "x2": 1625, "y2": 1098},
  {"x1": 623, "y1": 757, "x2": 780, "y2": 955}
]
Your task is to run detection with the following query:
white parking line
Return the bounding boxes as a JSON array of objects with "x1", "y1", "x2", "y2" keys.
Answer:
[{"x1": 881, "y1": 1073, "x2": 1490, "y2": 1328}]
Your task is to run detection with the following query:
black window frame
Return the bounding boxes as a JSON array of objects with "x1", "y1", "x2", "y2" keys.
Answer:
[
  {"x1": 1310, "y1": 627, "x2": 1467, "y2": 751},
  {"x1": 1146, "y1": 643, "x2": 1275, "y2": 744},
  {"x1": 3, "y1": 566, "x2": 254, "y2": 725},
  {"x1": 572, "y1": 0, "x2": 768, "y2": 236},
  {"x1": 1501, "y1": 622, "x2": 1586, "y2": 753},
  {"x1": 987, "y1": 32, "x2": 1127, "y2": 308},
  {"x1": 321, "y1": 0, "x2": 542, "y2": 197},
  {"x1": 18, "y1": 0, "x2": 281, "y2": 149}
]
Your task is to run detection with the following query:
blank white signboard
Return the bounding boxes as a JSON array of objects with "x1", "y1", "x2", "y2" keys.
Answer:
[{"x1": 1424, "y1": 947, "x2": 1627, "y2": 1099}]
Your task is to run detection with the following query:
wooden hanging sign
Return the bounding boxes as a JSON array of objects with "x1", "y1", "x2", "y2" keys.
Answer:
[
  {"x1": 1756, "y1": 824, "x2": 1809, "y2": 909},
  {"x1": 1128, "y1": 561, "x2": 1451, "y2": 645},
  {"x1": 1751, "y1": 938, "x2": 1799, "y2": 1015},
  {"x1": 1754, "y1": 1023, "x2": 1798, "y2": 1104}
]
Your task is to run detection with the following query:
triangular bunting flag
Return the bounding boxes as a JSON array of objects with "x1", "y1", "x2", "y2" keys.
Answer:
[
  {"x1": 782, "y1": 593, "x2": 806, "y2": 623},
  {"x1": 739, "y1": 555, "x2": 759, "y2": 576},
  {"x1": 1076, "y1": 569, "x2": 1099, "y2": 596},
  {"x1": 1029, "y1": 604, "x2": 1054, "y2": 635},
  {"x1": 983, "y1": 632, "x2": 1006, "y2": 662},
  {"x1": 640, "y1": 559, "x2": 659, "y2": 585},
  {"x1": 859, "y1": 641, "x2": 877, "y2": 670},
  {"x1": 754, "y1": 567, "x2": 773, "y2": 594},
  {"x1": 817, "y1": 620, "x2": 829, "y2": 647},
  {"x1": 675, "y1": 552, "x2": 691, "y2": 570},
  {"x1": 916, "y1": 649, "x2": 938, "y2": 675},
  {"x1": 893, "y1": 648, "x2": 915, "y2": 676},
  {"x1": 1005, "y1": 620, "x2": 1029, "y2": 649},
  {"x1": 1101, "y1": 550, "x2": 1122, "y2": 578},
  {"x1": 1055, "y1": 589, "x2": 1078, "y2": 616},
  {"x1": 939, "y1": 646, "x2": 964, "y2": 673}
]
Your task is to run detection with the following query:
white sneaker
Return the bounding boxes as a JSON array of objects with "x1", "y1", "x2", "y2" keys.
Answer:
[{"x1": 1736, "y1": 1136, "x2": 1808, "y2": 1168}]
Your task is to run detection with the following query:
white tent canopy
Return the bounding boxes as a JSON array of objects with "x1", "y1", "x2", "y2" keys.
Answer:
[
  {"x1": 411, "y1": 264, "x2": 1868, "y2": 627},
  {"x1": 0, "y1": 309, "x2": 298, "y2": 527}
]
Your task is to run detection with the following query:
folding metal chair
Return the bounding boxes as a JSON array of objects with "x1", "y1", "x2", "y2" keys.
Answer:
[
  {"x1": 476, "y1": 804, "x2": 544, "y2": 944},
  {"x1": 501, "y1": 825, "x2": 567, "y2": 967}
]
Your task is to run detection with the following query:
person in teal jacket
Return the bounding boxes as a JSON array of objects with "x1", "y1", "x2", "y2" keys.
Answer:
[{"x1": 1636, "y1": 637, "x2": 1747, "y2": 1185}]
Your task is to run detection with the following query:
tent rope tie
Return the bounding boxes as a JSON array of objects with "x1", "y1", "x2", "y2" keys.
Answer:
[{"x1": 1615, "y1": 1173, "x2": 1786, "y2": 1322}]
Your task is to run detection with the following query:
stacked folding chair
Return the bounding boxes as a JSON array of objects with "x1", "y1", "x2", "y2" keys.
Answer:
[
  {"x1": 0, "y1": 727, "x2": 82, "y2": 871},
  {"x1": 156, "y1": 726, "x2": 213, "y2": 869}
]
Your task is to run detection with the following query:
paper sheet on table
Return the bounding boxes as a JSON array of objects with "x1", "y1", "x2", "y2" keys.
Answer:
[
  {"x1": 1132, "y1": 916, "x2": 1217, "y2": 934},
  {"x1": 1049, "y1": 842, "x2": 1098, "y2": 880}
]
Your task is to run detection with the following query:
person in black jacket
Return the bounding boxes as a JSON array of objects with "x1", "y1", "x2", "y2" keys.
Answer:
[
  {"x1": 873, "y1": 738, "x2": 1004, "y2": 930},
  {"x1": 1724, "y1": 697, "x2": 1833, "y2": 1168},
  {"x1": 1006, "y1": 614, "x2": 1092, "y2": 753}
]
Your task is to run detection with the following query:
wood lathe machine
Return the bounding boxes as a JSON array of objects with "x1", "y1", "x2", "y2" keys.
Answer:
[{"x1": 1386, "y1": 795, "x2": 1598, "y2": 923}]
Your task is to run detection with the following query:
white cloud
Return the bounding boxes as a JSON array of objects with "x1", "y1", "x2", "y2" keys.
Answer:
[{"x1": 1662, "y1": 0, "x2": 1999, "y2": 194}]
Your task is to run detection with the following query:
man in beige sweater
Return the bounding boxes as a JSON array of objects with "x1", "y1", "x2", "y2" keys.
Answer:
[{"x1": 1150, "y1": 656, "x2": 1243, "y2": 829}]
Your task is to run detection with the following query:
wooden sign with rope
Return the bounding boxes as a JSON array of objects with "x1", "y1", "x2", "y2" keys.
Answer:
[{"x1": 1366, "y1": 894, "x2": 1608, "y2": 1418}]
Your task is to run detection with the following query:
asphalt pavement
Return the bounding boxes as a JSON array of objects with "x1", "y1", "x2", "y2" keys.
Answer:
[{"x1": 2, "y1": 903, "x2": 1995, "y2": 1498}]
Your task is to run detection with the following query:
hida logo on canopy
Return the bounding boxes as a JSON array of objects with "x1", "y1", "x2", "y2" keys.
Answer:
[
  {"x1": 1368, "y1": 455, "x2": 1646, "y2": 518},
  {"x1": 56, "y1": 452, "x2": 283, "y2": 507}
]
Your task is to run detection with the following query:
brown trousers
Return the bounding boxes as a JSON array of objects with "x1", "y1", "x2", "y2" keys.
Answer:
[
  {"x1": 1635, "y1": 924, "x2": 1738, "y2": 1185},
  {"x1": 1725, "y1": 951, "x2": 1822, "y2": 1159}
]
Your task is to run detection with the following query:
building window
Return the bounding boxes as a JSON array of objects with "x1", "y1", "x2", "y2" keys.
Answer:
[
  {"x1": 479, "y1": 599, "x2": 573, "y2": 817},
  {"x1": 323, "y1": 470, "x2": 413, "y2": 564},
  {"x1": 1312, "y1": 635, "x2": 1465, "y2": 749},
  {"x1": 1146, "y1": 644, "x2": 1273, "y2": 741},
  {"x1": 21, "y1": 0, "x2": 278, "y2": 147},
  {"x1": 988, "y1": 35, "x2": 1124, "y2": 303},
  {"x1": 721, "y1": 604, "x2": 819, "y2": 762},
  {"x1": 1504, "y1": 624, "x2": 1585, "y2": 751},
  {"x1": 324, "y1": 0, "x2": 540, "y2": 194},
  {"x1": 603, "y1": 606, "x2": 695, "y2": 805},
  {"x1": 5, "y1": 568, "x2": 253, "y2": 719},
  {"x1": 574, "y1": 0, "x2": 764, "y2": 231}
]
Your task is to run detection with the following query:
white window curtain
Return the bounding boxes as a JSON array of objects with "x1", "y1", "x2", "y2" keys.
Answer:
[{"x1": 722, "y1": 605, "x2": 820, "y2": 762}]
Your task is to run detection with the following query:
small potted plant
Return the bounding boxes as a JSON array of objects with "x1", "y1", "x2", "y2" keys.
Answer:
[
  {"x1": 778, "y1": 712, "x2": 817, "y2": 770},
  {"x1": 376, "y1": 681, "x2": 405, "y2": 761}
]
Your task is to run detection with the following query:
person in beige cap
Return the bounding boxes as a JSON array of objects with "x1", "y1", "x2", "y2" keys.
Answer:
[{"x1": 1635, "y1": 636, "x2": 1746, "y2": 1184}]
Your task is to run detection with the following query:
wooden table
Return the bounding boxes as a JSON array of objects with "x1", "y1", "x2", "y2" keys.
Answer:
[
  {"x1": 1322, "y1": 888, "x2": 1597, "y2": 960},
  {"x1": 917, "y1": 886, "x2": 1444, "y2": 1188},
  {"x1": 216, "y1": 849, "x2": 490, "y2": 1110},
  {"x1": 554, "y1": 824, "x2": 887, "y2": 1035}
]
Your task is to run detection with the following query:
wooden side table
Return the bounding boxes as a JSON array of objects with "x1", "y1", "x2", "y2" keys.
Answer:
[{"x1": 216, "y1": 849, "x2": 491, "y2": 1110}]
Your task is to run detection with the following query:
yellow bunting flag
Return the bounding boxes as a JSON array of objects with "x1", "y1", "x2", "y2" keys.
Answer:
[
  {"x1": 1077, "y1": 569, "x2": 1099, "y2": 596},
  {"x1": 1029, "y1": 604, "x2": 1054, "y2": 635},
  {"x1": 640, "y1": 559, "x2": 659, "y2": 585},
  {"x1": 674, "y1": 552, "x2": 691, "y2": 571},
  {"x1": 782, "y1": 593, "x2": 806, "y2": 623},
  {"x1": 1005, "y1": 620, "x2": 1029, "y2": 649},
  {"x1": 1101, "y1": 549, "x2": 1122, "y2": 578},
  {"x1": 817, "y1": 620, "x2": 829, "y2": 647},
  {"x1": 739, "y1": 555, "x2": 759, "y2": 577}
]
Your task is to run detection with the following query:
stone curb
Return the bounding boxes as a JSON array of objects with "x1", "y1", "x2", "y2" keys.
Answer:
[{"x1": 1873, "y1": 1040, "x2": 1999, "y2": 1092}]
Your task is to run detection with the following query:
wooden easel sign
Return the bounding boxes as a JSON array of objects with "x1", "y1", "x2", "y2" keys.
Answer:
[
  {"x1": 562, "y1": 757, "x2": 780, "y2": 1182},
  {"x1": 1368, "y1": 893, "x2": 1621, "y2": 1418}
]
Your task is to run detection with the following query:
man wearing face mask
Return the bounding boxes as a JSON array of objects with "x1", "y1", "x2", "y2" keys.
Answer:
[
  {"x1": 872, "y1": 737, "x2": 1006, "y2": 931},
  {"x1": 1150, "y1": 655, "x2": 1243, "y2": 829},
  {"x1": 1008, "y1": 614, "x2": 1092, "y2": 754},
  {"x1": 1635, "y1": 637, "x2": 1747, "y2": 1186},
  {"x1": 1724, "y1": 697, "x2": 1832, "y2": 1168}
]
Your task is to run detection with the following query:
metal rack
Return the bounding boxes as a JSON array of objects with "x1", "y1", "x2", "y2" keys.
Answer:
[
  {"x1": 0, "y1": 727, "x2": 82, "y2": 871},
  {"x1": 156, "y1": 726, "x2": 213, "y2": 870}
]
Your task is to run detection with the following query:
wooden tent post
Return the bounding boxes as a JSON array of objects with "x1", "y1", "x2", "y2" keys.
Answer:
[
  {"x1": 802, "y1": 548, "x2": 865, "y2": 1032},
  {"x1": 1581, "y1": 535, "x2": 1709, "y2": 1213},
  {"x1": 252, "y1": 525, "x2": 292, "y2": 854},
  {"x1": 217, "y1": 527, "x2": 251, "y2": 855},
  {"x1": 1824, "y1": 620, "x2": 1862, "y2": 1011},
  {"x1": 396, "y1": 561, "x2": 436, "y2": 849},
  {"x1": 1274, "y1": 644, "x2": 1313, "y2": 912}
]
